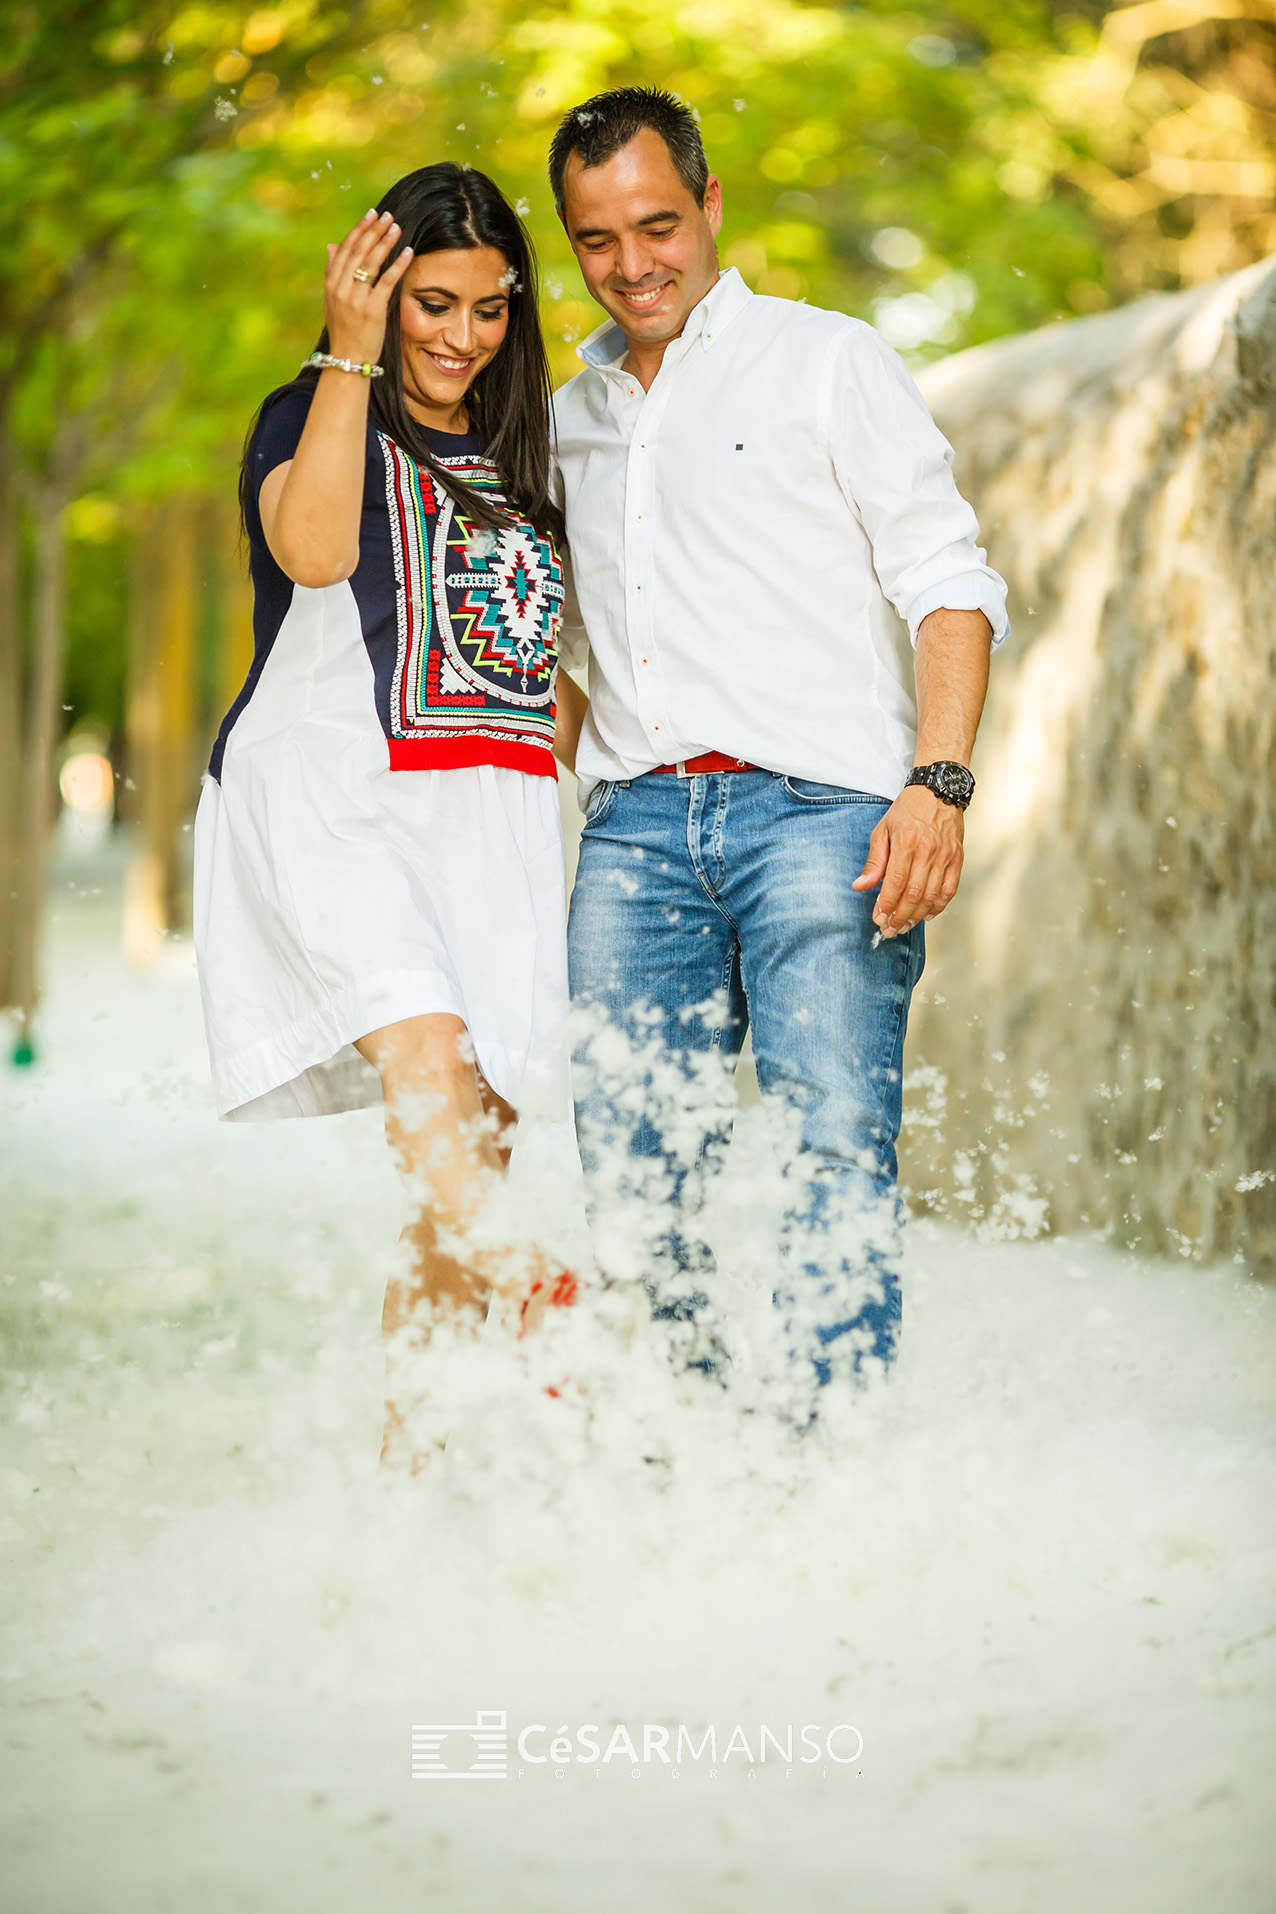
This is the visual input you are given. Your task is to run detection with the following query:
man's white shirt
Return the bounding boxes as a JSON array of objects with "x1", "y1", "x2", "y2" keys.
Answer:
[{"x1": 551, "y1": 267, "x2": 1008, "y2": 804}]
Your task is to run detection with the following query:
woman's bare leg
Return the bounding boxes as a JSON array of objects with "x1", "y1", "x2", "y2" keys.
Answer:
[
  {"x1": 477, "y1": 1073, "x2": 516, "y2": 1174},
  {"x1": 354, "y1": 1012, "x2": 557, "y2": 1463}
]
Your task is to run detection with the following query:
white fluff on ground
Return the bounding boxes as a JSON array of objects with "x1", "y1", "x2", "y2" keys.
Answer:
[{"x1": 0, "y1": 840, "x2": 1273, "y2": 1914}]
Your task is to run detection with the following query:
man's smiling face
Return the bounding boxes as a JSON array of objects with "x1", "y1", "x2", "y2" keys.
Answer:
[{"x1": 561, "y1": 127, "x2": 722, "y2": 352}]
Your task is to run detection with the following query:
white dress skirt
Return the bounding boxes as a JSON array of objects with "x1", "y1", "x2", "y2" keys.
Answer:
[{"x1": 193, "y1": 600, "x2": 569, "y2": 1125}]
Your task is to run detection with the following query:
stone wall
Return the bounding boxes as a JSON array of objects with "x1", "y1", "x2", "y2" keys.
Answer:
[{"x1": 903, "y1": 257, "x2": 1276, "y2": 1274}]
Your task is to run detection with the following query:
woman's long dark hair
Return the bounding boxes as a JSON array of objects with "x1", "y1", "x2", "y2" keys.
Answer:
[{"x1": 241, "y1": 163, "x2": 562, "y2": 541}]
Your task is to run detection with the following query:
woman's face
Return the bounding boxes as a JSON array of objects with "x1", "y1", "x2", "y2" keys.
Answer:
[{"x1": 396, "y1": 246, "x2": 513, "y2": 420}]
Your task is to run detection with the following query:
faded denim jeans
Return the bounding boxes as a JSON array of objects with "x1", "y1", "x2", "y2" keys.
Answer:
[{"x1": 567, "y1": 768, "x2": 925, "y2": 1391}]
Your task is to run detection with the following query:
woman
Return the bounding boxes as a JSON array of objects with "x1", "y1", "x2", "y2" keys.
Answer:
[{"x1": 194, "y1": 164, "x2": 589, "y2": 1461}]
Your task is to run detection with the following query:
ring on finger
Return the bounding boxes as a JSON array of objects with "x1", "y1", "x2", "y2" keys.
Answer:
[{"x1": 352, "y1": 267, "x2": 373, "y2": 283}]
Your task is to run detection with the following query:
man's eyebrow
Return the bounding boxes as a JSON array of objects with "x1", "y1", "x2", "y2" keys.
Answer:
[{"x1": 571, "y1": 209, "x2": 683, "y2": 241}]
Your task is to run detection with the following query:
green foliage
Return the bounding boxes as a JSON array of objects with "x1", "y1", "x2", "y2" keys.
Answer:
[
  {"x1": 0, "y1": 2, "x2": 1096, "y2": 482},
  {"x1": 8, "y1": 0, "x2": 1272, "y2": 497},
  {"x1": 62, "y1": 529, "x2": 129, "y2": 737},
  {"x1": 3, "y1": 0, "x2": 1273, "y2": 739}
]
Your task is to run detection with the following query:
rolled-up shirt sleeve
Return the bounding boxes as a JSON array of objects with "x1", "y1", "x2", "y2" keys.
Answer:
[{"x1": 825, "y1": 322, "x2": 1010, "y2": 649}]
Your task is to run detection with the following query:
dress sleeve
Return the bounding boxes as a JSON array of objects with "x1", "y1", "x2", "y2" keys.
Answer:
[
  {"x1": 246, "y1": 382, "x2": 316, "y2": 507},
  {"x1": 823, "y1": 323, "x2": 1010, "y2": 650}
]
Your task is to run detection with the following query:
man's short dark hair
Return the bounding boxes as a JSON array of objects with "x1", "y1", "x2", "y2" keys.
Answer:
[{"x1": 549, "y1": 86, "x2": 709, "y2": 218}]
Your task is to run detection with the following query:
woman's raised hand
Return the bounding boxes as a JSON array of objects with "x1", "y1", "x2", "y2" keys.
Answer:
[{"x1": 323, "y1": 209, "x2": 414, "y2": 367}]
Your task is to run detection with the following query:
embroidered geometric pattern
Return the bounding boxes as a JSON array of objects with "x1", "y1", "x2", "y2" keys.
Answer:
[{"x1": 381, "y1": 435, "x2": 561, "y2": 764}]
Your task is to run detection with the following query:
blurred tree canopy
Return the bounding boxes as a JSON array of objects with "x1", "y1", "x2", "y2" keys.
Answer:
[
  {"x1": 4, "y1": 0, "x2": 1274, "y2": 511},
  {"x1": 1, "y1": 0, "x2": 1273, "y2": 1020}
]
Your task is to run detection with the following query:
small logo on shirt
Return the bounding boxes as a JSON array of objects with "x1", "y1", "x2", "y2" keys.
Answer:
[{"x1": 735, "y1": 442, "x2": 744, "y2": 450}]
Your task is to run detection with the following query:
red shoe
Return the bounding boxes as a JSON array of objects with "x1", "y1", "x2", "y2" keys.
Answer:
[
  {"x1": 518, "y1": 1270, "x2": 578, "y2": 1335},
  {"x1": 518, "y1": 1271, "x2": 579, "y2": 1397}
]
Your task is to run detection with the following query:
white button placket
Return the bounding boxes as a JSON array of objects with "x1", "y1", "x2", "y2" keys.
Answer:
[{"x1": 619, "y1": 360, "x2": 682, "y2": 757}]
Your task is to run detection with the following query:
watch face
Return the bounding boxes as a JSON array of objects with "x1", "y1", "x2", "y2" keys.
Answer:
[{"x1": 907, "y1": 763, "x2": 973, "y2": 805}]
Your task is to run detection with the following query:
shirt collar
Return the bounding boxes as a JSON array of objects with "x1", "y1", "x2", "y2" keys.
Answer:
[{"x1": 576, "y1": 267, "x2": 754, "y2": 372}]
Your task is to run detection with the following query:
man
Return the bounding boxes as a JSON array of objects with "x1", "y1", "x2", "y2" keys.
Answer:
[{"x1": 549, "y1": 87, "x2": 1007, "y2": 1398}]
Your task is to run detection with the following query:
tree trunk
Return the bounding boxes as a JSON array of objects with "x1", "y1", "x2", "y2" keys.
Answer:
[
  {"x1": 903, "y1": 255, "x2": 1276, "y2": 1275},
  {"x1": 0, "y1": 407, "x2": 21, "y2": 1014},
  {"x1": 8, "y1": 489, "x2": 68, "y2": 1048},
  {"x1": 123, "y1": 496, "x2": 200, "y2": 965}
]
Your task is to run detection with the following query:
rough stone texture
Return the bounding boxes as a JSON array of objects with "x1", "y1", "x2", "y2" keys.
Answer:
[{"x1": 904, "y1": 256, "x2": 1276, "y2": 1274}]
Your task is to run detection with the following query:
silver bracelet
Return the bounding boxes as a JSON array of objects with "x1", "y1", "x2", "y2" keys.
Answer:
[{"x1": 305, "y1": 351, "x2": 384, "y2": 379}]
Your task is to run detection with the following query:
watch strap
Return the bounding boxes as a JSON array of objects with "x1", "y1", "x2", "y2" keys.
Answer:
[{"x1": 904, "y1": 761, "x2": 975, "y2": 810}]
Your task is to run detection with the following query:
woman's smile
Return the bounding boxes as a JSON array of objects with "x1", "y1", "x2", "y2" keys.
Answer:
[{"x1": 421, "y1": 347, "x2": 476, "y2": 377}]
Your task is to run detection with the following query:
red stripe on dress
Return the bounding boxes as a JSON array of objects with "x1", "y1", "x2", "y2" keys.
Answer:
[{"x1": 387, "y1": 737, "x2": 558, "y2": 778}]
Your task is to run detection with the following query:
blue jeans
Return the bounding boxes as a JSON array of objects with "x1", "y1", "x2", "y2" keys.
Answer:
[{"x1": 566, "y1": 769, "x2": 925, "y2": 1388}]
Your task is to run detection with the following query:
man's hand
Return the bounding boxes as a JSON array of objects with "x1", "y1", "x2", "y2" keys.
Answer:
[
  {"x1": 852, "y1": 784, "x2": 964, "y2": 938},
  {"x1": 854, "y1": 605, "x2": 992, "y2": 937}
]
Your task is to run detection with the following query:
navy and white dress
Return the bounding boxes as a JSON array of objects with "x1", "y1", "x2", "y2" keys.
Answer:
[{"x1": 194, "y1": 381, "x2": 568, "y2": 1122}]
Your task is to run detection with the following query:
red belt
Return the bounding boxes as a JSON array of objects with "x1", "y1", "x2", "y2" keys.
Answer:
[{"x1": 650, "y1": 751, "x2": 762, "y2": 776}]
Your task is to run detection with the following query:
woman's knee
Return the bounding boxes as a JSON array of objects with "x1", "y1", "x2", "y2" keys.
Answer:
[{"x1": 358, "y1": 1014, "x2": 475, "y2": 1091}]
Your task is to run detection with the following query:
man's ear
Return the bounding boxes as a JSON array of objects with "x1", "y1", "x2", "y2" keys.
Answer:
[{"x1": 703, "y1": 174, "x2": 724, "y2": 238}]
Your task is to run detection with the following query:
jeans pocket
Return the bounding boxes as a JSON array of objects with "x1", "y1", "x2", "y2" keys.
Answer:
[
  {"x1": 781, "y1": 777, "x2": 886, "y2": 806},
  {"x1": 583, "y1": 778, "x2": 623, "y2": 827}
]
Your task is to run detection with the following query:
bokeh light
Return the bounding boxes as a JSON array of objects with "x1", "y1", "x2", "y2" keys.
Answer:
[{"x1": 58, "y1": 752, "x2": 115, "y2": 817}]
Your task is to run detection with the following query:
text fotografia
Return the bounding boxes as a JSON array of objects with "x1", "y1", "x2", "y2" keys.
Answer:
[{"x1": 411, "y1": 1713, "x2": 863, "y2": 1782}]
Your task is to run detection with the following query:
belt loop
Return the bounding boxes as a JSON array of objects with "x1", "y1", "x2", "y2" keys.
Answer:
[{"x1": 675, "y1": 760, "x2": 688, "y2": 779}]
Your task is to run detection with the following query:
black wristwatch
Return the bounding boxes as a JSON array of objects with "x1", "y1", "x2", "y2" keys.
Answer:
[{"x1": 904, "y1": 761, "x2": 975, "y2": 810}]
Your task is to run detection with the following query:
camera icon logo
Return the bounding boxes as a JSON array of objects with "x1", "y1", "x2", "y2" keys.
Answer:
[{"x1": 411, "y1": 1710, "x2": 508, "y2": 1781}]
